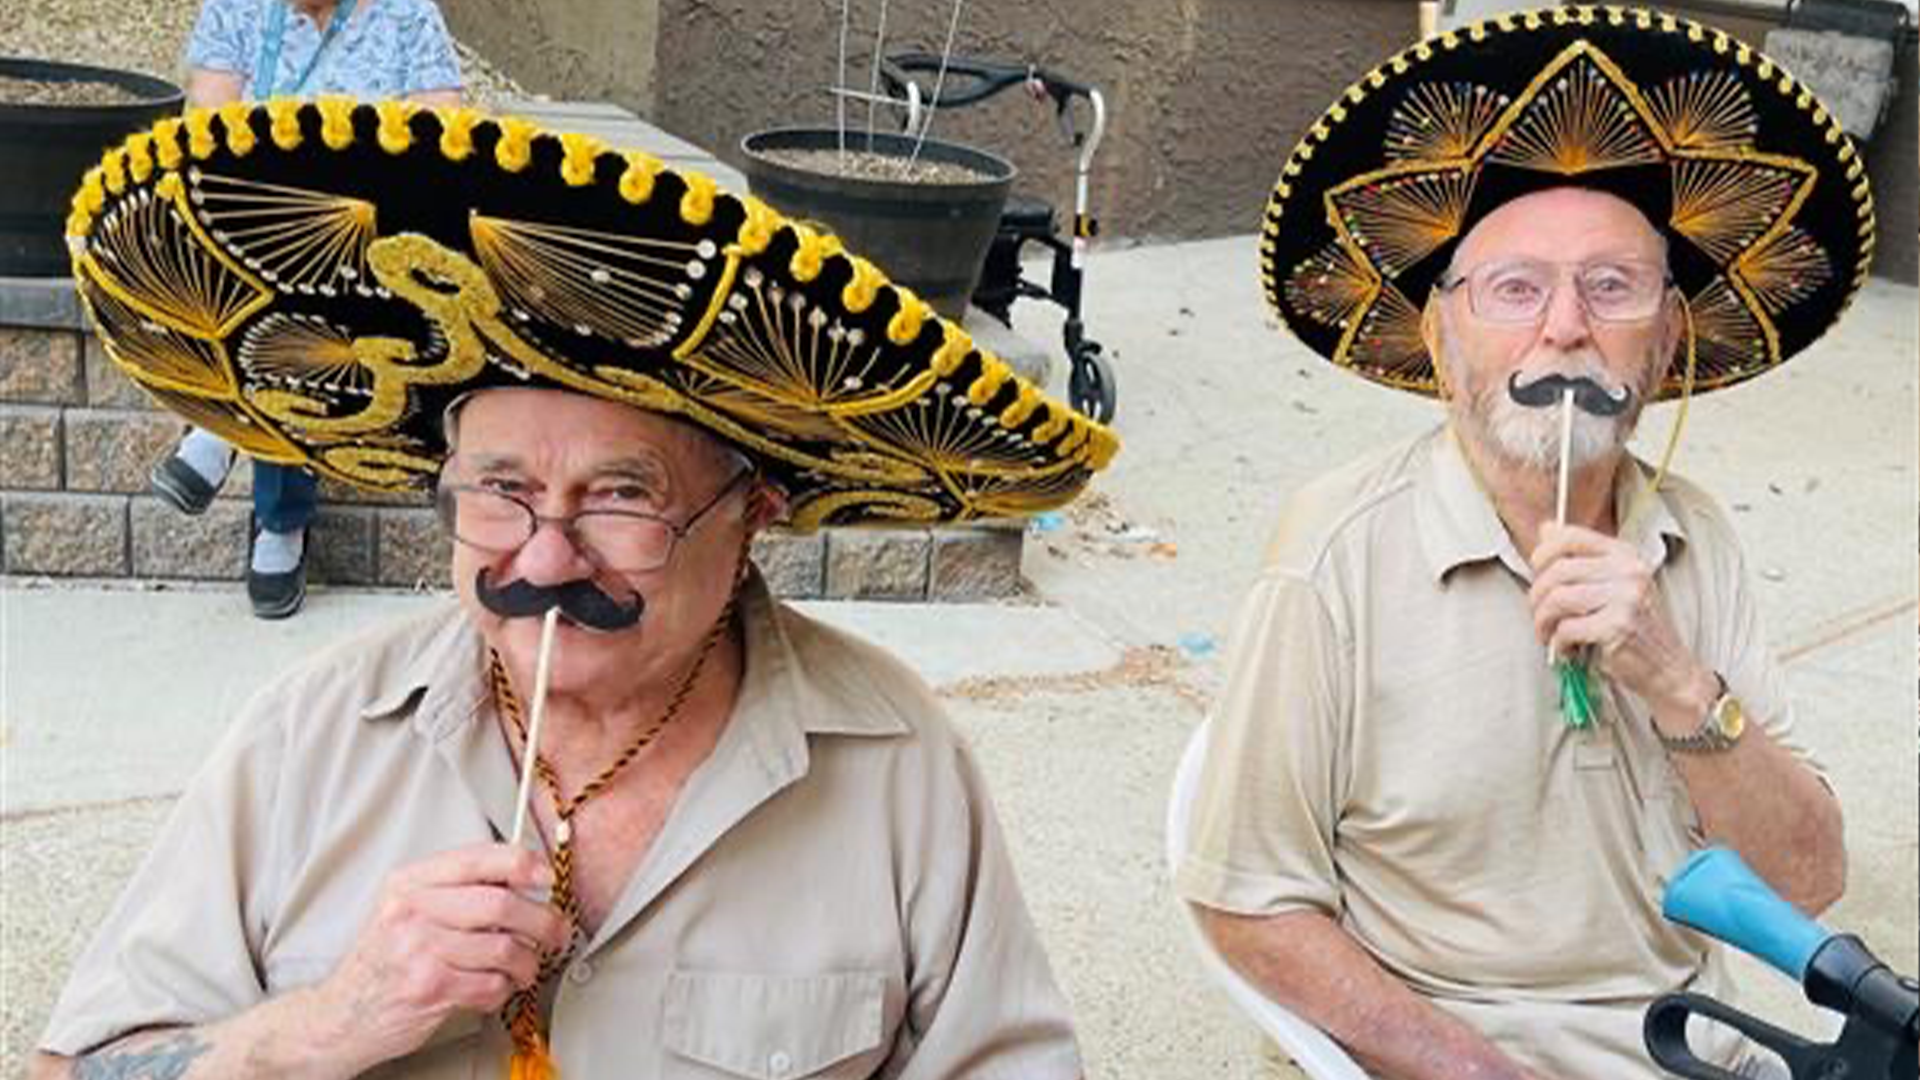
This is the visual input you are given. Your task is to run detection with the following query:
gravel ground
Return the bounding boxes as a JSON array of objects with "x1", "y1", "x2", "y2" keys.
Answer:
[
  {"x1": 0, "y1": 0, "x2": 529, "y2": 107},
  {"x1": 2, "y1": 798, "x2": 175, "y2": 1065}
]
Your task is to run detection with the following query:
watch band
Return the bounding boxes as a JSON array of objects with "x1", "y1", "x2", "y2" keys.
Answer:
[{"x1": 1658, "y1": 674, "x2": 1744, "y2": 754}]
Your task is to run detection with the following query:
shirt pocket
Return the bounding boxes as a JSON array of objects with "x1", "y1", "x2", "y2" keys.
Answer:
[{"x1": 662, "y1": 970, "x2": 889, "y2": 1080}]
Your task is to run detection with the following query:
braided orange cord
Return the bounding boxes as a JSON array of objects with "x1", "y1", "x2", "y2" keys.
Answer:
[
  {"x1": 486, "y1": 551, "x2": 747, "y2": 1077},
  {"x1": 505, "y1": 1010, "x2": 557, "y2": 1080}
]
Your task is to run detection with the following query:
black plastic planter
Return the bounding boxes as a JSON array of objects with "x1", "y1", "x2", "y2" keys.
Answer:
[
  {"x1": 1, "y1": 58, "x2": 183, "y2": 278},
  {"x1": 741, "y1": 127, "x2": 1014, "y2": 321}
]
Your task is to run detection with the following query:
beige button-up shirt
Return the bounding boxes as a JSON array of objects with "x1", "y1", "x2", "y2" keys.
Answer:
[
  {"x1": 43, "y1": 577, "x2": 1081, "y2": 1079},
  {"x1": 1176, "y1": 427, "x2": 1826, "y2": 1079}
]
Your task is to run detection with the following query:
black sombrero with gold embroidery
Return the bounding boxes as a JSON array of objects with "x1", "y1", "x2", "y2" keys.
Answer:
[
  {"x1": 65, "y1": 99, "x2": 1118, "y2": 528},
  {"x1": 1262, "y1": 4, "x2": 1876, "y2": 399}
]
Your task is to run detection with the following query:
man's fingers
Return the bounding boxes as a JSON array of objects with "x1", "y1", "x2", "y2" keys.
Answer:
[
  {"x1": 1546, "y1": 610, "x2": 1613, "y2": 659},
  {"x1": 428, "y1": 927, "x2": 546, "y2": 989},
  {"x1": 390, "y1": 843, "x2": 553, "y2": 893},
  {"x1": 1532, "y1": 582, "x2": 1612, "y2": 643},
  {"x1": 1530, "y1": 522, "x2": 1630, "y2": 573},
  {"x1": 1530, "y1": 522, "x2": 1601, "y2": 568},
  {"x1": 1530, "y1": 531, "x2": 1652, "y2": 597},
  {"x1": 439, "y1": 968, "x2": 520, "y2": 1012},
  {"x1": 1548, "y1": 594, "x2": 1644, "y2": 656},
  {"x1": 1527, "y1": 550, "x2": 1633, "y2": 609},
  {"x1": 409, "y1": 885, "x2": 573, "y2": 954}
]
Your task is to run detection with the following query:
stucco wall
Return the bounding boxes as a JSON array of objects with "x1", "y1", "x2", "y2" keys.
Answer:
[
  {"x1": 1868, "y1": 46, "x2": 1919, "y2": 284},
  {"x1": 435, "y1": 0, "x2": 1914, "y2": 280},
  {"x1": 652, "y1": 0, "x2": 1415, "y2": 241},
  {"x1": 437, "y1": 0, "x2": 662, "y2": 114},
  {"x1": 441, "y1": 0, "x2": 1418, "y2": 243}
]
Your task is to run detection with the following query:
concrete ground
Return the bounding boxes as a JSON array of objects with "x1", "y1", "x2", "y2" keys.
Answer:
[{"x1": 3, "y1": 235, "x2": 1915, "y2": 1077}]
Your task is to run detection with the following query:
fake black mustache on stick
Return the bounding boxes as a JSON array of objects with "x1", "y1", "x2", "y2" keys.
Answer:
[
  {"x1": 473, "y1": 570, "x2": 645, "y2": 631},
  {"x1": 1507, "y1": 371, "x2": 1632, "y2": 417}
]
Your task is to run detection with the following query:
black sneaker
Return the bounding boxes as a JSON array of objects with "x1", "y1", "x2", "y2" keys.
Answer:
[
  {"x1": 150, "y1": 453, "x2": 221, "y2": 515},
  {"x1": 248, "y1": 533, "x2": 308, "y2": 620}
]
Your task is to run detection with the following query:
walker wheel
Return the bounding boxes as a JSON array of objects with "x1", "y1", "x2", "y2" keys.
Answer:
[{"x1": 1068, "y1": 344, "x2": 1117, "y2": 425}]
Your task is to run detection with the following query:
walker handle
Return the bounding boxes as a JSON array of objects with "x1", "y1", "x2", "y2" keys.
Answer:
[
  {"x1": 881, "y1": 53, "x2": 1094, "y2": 113},
  {"x1": 1649, "y1": 848, "x2": 1919, "y2": 1080},
  {"x1": 1645, "y1": 993, "x2": 1822, "y2": 1080},
  {"x1": 1662, "y1": 848, "x2": 1832, "y2": 981}
]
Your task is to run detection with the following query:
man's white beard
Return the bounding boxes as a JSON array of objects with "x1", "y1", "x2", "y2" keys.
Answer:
[
  {"x1": 1478, "y1": 392, "x2": 1624, "y2": 470},
  {"x1": 1451, "y1": 350, "x2": 1650, "y2": 473}
]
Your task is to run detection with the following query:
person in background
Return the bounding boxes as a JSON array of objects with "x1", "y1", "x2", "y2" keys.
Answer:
[{"x1": 148, "y1": 0, "x2": 463, "y2": 618}]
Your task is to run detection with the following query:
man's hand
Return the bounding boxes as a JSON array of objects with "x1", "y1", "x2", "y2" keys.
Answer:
[
  {"x1": 1528, "y1": 522, "x2": 1713, "y2": 719},
  {"x1": 29, "y1": 845, "x2": 570, "y2": 1080},
  {"x1": 1528, "y1": 527, "x2": 1845, "y2": 914},
  {"x1": 311, "y1": 843, "x2": 571, "y2": 1073}
]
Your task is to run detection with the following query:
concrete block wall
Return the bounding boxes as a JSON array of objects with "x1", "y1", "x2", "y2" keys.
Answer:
[{"x1": 0, "y1": 282, "x2": 1026, "y2": 600}]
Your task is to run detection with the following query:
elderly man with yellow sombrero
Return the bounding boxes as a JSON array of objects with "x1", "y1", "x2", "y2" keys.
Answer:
[
  {"x1": 1176, "y1": 7, "x2": 1866, "y2": 1079},
  {"x1": 31, "y1": 97, "x2": 1115, "y2": 1080}
]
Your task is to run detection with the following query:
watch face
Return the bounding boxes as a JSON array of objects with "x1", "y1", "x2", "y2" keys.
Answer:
[{"x1": 1718, "y1": 697, "x2": 1747, "y2": 741}]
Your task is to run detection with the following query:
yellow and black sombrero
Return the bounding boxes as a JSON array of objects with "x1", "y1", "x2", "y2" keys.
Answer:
[
  {"x1": 1262, "y1": 4, "x2": 1875, "y2": 399},
  {"x1": 65, "y1": 99, "x2": 1118, "y2": 528}
]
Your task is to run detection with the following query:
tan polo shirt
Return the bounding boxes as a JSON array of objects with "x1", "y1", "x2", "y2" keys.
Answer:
[
  {"x1": 1175, "y1": 426, "x2": 1825, "y2": 1079},
  {"x1": 42, "y1": 576, "x2": 1082, "y2": 1080}
]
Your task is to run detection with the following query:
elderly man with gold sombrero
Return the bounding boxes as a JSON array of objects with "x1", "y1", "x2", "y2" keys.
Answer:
[
  {"x1": 31, "y1": 95, "x2": 1115, "y2": 1080},
  {"x1": 1176, "y1": 7, "x2": 1865, "y2": 1079}
]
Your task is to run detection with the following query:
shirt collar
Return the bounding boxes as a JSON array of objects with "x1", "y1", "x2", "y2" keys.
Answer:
[
  {"x1": 1414, "y1": 423, "x2": 1688, "y2": 584},
  {"x1": 354, "y1": 603, "x2": 481, "y2": 731},
  {"x1": 724, "y1": 570, "x2": 912, "y2": 782}
]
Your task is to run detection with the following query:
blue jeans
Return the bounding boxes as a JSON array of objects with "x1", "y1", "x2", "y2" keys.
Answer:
[{"x1": 253, "y1": 462, "x2": 317, "y2": 534}]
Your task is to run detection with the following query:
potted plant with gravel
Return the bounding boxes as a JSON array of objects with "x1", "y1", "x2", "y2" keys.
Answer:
[
  {"x1": 739, "y1": 0, "x2": 1013, "y2": 322},
  {"x1": 1, "y1": 57, "x2": 183, "y2": 278}
]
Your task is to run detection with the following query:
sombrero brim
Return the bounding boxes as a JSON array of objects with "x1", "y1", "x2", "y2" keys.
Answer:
[
  {"x1": 66, "y1": 98, "x2": 1118, "y2": 528},
  {"x1": 1261, "y1": 4, "x2": 1876, "y2": 400}
]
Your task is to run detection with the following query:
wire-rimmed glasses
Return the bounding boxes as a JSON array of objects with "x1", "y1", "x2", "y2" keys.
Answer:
[
  {"x1": 1437, "y1": 258, "x2": 1674, "y2": 324},
  {"x1": 436, "y1": 468, "x2": 753, "y2": 572}
]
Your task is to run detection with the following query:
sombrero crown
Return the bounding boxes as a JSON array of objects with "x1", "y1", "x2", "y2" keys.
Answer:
[
  {"x1": 66, "y1": 99, "x2": 1118, "y2": 528},
  {"x1": 1262, "y1": 5, "x2": 1875, "y2": 398}
]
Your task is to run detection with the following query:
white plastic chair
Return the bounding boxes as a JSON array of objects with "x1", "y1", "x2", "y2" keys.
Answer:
[{"x1": 1165, "y1": 717, "x2": 1370, "y2": 1080}]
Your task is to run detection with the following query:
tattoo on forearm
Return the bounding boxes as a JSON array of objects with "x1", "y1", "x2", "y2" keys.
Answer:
[{"x1": 74, "y1": 1033, "x2": 211, "y2": 1080}]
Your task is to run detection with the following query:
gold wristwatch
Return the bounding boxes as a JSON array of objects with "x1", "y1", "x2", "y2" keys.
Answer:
[{"x1": 1659, "y1": 675, "x2": 1747, "y2": 754}]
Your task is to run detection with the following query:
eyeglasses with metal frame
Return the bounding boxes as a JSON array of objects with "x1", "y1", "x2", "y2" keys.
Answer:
[
  {"x1": 1436, "y1": 257, "x2": 1675, "y2": 324},
  {"x1": 436, "y1": 466, "x2": 755, "y2": 572}
]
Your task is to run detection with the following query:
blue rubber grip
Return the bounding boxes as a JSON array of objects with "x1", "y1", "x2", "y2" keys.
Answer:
[{"x1": 1663, "y1": 848, "x2": 1834, "y2": 981}]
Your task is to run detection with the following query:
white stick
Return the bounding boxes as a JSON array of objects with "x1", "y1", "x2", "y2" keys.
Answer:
[
  {"x1": 826, "y1": 86, "x2": 915, "y2": 107},
  {"x1": 1549, "y1": 388, "x2": 1575, "y2": 665},
  {"x1": 1555, "y1": 387, "x2": 1575, "y2": 527},
  {"x1": 509, "y1": 607, "x2": 561, "y2": 848},
  {"x1": 907, "y1": 0, "x2": 968, "y2": 167},
  {"x1": 864, "y1": 0, "x2": 892, "y2": 141},
  {"x1": 835, "y1": 0, "x2": 852, "y2": 163}
]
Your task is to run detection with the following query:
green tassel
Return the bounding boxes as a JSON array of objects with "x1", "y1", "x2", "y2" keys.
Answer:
[{"x1": 1557, "y1": 658, "x2": 1597, "y2": 729}]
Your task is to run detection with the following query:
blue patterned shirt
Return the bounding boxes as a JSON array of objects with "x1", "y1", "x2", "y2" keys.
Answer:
[{"x1": 185, "y1": 0, "x2": 463, "y2": 99}]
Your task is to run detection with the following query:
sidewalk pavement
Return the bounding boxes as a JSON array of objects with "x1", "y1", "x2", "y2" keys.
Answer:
[{"x1": 4, "y1": 234, "x2": 1915, "y2": 1077}]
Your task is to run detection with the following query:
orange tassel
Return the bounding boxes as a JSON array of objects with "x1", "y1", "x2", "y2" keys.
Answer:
[
  {"x1": 506, "y1": 998, "x2": 558, "y2": 1080},
  {"x1": 507, "y1": 1033, "x2": 557, "y2": 1080}
]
